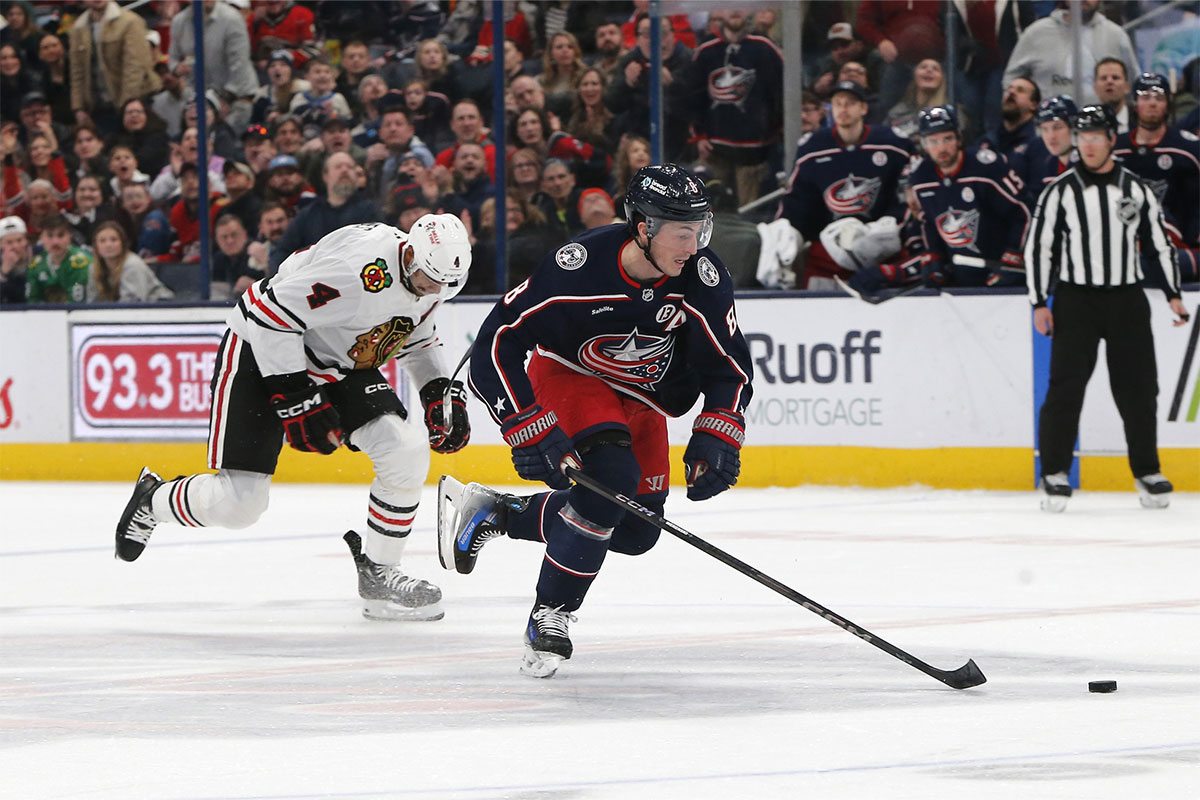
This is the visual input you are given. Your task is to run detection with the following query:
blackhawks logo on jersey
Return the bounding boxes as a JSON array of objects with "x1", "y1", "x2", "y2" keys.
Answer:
[
  {"x1": 347, "y1": 316, "x2": 416, "y2": 368},
  {"x1": 579, "y1": 328, "x2": 675, "y2": 387},
  {"x1": 360, "y1": 258, "x2": 393, "y2": 293}
]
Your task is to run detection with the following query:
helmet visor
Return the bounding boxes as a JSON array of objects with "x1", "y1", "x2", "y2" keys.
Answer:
[{"x1": 645, "y1": 212, "x2": 713, "y2": 250}]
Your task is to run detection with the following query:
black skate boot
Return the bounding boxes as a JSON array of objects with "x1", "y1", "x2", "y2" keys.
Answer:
[
  {"x1": 115, "y1": 467, "x2": 164, "y2": 561},
  {"x1": 343, "y1": 531, "x2": 444, "y2": 621},
  {"x1": 1134, "y1": 473, "x2": 1172, "y2": 509},
  {"x1": 520, "y1": 602, "x2": 577, "y2": 678},
  {"x1": 1040, "y1": 472, "x2": 1071, "y2": 513},
  {"x1": 437, "y1": 475, "x2": 527, "y2": 574}
]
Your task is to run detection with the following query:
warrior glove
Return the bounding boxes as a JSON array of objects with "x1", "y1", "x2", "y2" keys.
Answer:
[
  {"x1": 501, "y1": 404, "x2": 580, "y2": 490},
  {"x1": 684, "y1": 410, "x2": 744, "y2": 501}
]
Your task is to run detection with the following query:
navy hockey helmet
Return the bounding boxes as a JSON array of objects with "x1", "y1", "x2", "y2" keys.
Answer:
[
  {"x1": 1072, "y1": 104, "x2": 1118, "y2": 137},
  {"x1": 1133, "y1": 72, "x2": 1170, "y2": 99},
  {"x1": 624, "y1": 163, "x2": 713, "y2": 248},
  {"x1": 1036, "y1": 94, "x2": 1078, "y2": 125},
  {"x1": 917, "y1": 105, "x2": 959, "y2": 137}
]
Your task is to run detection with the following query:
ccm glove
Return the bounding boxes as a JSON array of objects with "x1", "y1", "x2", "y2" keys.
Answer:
[
  {"x1": 683, "y1": 410, "x2": 744, "y2": 501},
  {"x1": 921, "y1": 255, "x2": 947, "y2": 288},
  {"x1": 501, "y1": 404, "x2": 580, "y2": 490},
  {"x1": 419, "y1": 377, "x2": 471, "y2": 454},
  {"x1": 265, "y1": 372, "x2": 344, "y2": 455}
]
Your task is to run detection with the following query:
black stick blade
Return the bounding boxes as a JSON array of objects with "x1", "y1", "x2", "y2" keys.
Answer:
[{"x1": 937, "y1": 659, "x2": 987, "y2": 690}]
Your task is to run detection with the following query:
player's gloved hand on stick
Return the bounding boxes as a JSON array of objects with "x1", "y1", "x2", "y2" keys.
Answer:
[
  {"x1": 419, "y1": 377, "x2": 471, "y2": 453},
  {"x1": 501, "y1": 404, "x2": 580, "y2": 490},
  {"x1": 265, "y1": 372, "x2": 344, "y2": 455},
  {"x1": 921, "y1": 255, "x2": 947, "y2": 288},
  {"x1": 684, "y1": 410, "x2": 744, "y2": 501}
]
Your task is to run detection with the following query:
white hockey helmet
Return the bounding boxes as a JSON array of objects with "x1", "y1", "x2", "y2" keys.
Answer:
[{"x1": 404, "y1": 213, "x2": 472, "y2": 287}]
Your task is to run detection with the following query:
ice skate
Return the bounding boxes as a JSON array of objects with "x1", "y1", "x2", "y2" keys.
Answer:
[
  {"x1": 1134, "y1": 473, "x2": 1172, "y2": 509},
  {"x1": 343, "y1": 531, "x2": 443, "y2": 621},
  {"x1": 520, "y1": 603, "x2": 576, "y2": 678},
  {"x1": 1039, "y1": 472, "x2": 1072, "y2": 513},
  {"x1": 437, "y1": 475, "x2": 523, "y2": 574},
  {"x1": 115, "y1": 467, "x2": 164, "y2": 561}
]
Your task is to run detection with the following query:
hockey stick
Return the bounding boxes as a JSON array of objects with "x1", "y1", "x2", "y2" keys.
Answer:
[
  {"x1": 564, "y1": 466, "x2": 987, "y2": 690},
  {"x1": 951, "y1": 255, "x2": 1025, "y2": 274},
  {"x1": 441, "y1": 342, "x2": 475, "y2": 439},
  {"x1": 834, "y1": 275, "x2": 929, "y2": 305}
]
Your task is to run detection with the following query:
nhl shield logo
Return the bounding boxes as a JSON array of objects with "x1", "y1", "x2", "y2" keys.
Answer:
[
  {"x1": 1116, "y1": 197, "x2": 1139, "y2": 226},
  {"x1": 697, "y1": 256, "x2": 720, "y2": 286},
  {"x1": 555, "y1": 242, "x2": 587, "y2": 270}
]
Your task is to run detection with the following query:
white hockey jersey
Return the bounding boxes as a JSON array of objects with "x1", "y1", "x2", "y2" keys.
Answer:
[{"x1": 226, "y1": 222, "x2": 462, "y2": 389}]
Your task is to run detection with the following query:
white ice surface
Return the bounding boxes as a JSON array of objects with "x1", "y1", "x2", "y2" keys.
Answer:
[{"x1": 1, "y1": 481, "x2": 1197, "y2": 800}]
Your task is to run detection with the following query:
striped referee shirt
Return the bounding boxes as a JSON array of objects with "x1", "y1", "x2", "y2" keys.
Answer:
[{"x1": 1025, "y1": 164, "x2": 1181, "y2": 306}]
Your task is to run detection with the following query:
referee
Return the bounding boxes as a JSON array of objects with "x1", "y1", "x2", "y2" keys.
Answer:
[{"x1": 1026, "y1": 104, "x2": 1189, "y2": 513}]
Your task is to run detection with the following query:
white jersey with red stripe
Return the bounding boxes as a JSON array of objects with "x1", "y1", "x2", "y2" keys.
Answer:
[{"x1": 226, "y1": 222, "x2": 462, "y2": 387}]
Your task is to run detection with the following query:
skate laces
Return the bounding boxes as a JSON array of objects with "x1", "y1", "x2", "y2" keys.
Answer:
[
  {"x1": 532, "y1": 605, "x2": 576, "y2": 637},
  {"x1": 372, "y1": 564, "x2": 430, "y2": 595}
]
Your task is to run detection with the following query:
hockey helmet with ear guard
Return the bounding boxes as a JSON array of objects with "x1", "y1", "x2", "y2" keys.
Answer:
[
  {"x1": 404, "y1": 213, "x2": 472, "y2": 287},
  {"x1": 1036, "y1": 94, "x2": 1078, "y2": 125},
  {"x1": 1072, "y1": 104, "x2": 1118, "y2": 137},
  {"x1": 917, "y1": 105, "x2": 959, "y2": 138},
  {"x1": 624, "y1": 163, "x2": 713, "y2": 249}
]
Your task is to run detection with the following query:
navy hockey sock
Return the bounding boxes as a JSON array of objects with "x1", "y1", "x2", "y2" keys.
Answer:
[
  {"x1": 535, "y1": 501, "x2": 613, "y2": 611},
  {"x1": 508, "y1": 490, "x2": 568, "y2": 542}
]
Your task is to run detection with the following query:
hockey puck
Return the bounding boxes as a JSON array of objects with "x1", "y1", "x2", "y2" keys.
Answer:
[{"x1": 1088, "y1": 680, "x2": 1117, "y2": 693}]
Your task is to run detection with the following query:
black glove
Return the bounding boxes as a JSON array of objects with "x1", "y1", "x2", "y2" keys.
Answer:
[
  {"x1": 500, "y1": 404, "x2": 580, "y2": 490},
  {"x1": 265, "y1": 372, "x2": 344, "y2": 455},
  {"x1": 683, "y1": 410, "x2": 744, "y2": 501},
  {"x1": 419, "y1": 377, "x2": 471, "y2": 454}
]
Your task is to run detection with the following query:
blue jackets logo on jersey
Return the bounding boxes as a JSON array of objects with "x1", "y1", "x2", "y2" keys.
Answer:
[
  {"x1": 708, "y1": 64, "x2": 756, "y2": 110},
  {"x1": 825, "y1": 174, "x2": 882, "y2": 216},
  {"x1": 579, "y1": 328, "x2": 675, "y2": 386},
  {"x1": 555, "y1": 243, "x2": 588, "y2": 270},
  {"x1": 935, "y1": 207, "x2": 981, "y2": 250}
]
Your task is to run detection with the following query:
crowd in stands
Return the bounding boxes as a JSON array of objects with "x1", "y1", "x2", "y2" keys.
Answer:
[{"x1": 0, "y1": 0, "x2": 1196, "y2": 305}]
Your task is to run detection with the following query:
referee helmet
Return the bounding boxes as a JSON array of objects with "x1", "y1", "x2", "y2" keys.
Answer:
[{"x1": 1072, "y1": 104, "x2": 1117, "y2": 137}]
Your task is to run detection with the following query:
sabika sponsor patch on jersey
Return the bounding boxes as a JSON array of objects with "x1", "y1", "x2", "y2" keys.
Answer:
[
  {"x1": 556, "y1": 243, "x2": 588, "y2": 270},
  {"x1": 697, "y1": 256, "x2": 720, "y2": 287}
]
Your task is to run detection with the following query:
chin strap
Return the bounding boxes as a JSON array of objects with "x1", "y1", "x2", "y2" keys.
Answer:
[{"x1": 637, "y1": 232, "x2": 668, "y2": 277}]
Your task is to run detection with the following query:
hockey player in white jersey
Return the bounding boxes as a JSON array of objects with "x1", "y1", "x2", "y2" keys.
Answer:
[{"x1": 114, "y1": 215, "x2": 473, "y2": 621}]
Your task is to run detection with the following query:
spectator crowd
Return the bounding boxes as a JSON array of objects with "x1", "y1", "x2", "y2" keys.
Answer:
[{"x1": 0, "y1": 0, "x2": 1196, "y2": 305}]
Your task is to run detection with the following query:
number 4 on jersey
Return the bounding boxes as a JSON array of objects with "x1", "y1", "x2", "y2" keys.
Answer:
[{"x1": 306, "y1": 282, "x2": 341, "y2": 309}]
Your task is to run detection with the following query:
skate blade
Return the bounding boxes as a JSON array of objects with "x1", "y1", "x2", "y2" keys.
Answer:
[
  {"x1": 437, "y1": 475, "x2": 466, "y2": 572},
  {"x1": 520, "y1": 646, "x2": 564, "y2": 678},
  {"x1": 1138, "y1": 492, "x2": 1170, "y2": 509},
  {"x1": 1040, "y1": 495, "x2": 1068, "y2": 513},
  {"x1": 361, "y1": 599, "x2": 445, "y2": 621}
]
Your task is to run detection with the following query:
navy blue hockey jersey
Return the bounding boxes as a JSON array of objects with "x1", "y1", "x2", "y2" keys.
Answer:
[
  {"x1": 909, "y1": 147, "x2": 1030, "y2": 263},
  {"x1": 777, "y1": 125, "x2": 914, "y2": 242},
  {"x1": 687, "y1": 34, "x2": 784, "y2": 154},
  {"x1": 1114, "y1": 126, "x2": 1200, "y2": 246},
  {"x1": 469, "y1": 224, "x2": 753, "y2": 424}
]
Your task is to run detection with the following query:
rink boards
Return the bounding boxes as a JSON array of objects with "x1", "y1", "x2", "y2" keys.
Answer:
[{"x1": 0, "y1": 291, "x2": 1196, "y2": 490}]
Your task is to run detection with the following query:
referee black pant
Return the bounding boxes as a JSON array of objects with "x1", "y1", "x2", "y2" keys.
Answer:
[{"x1": 1038, "y1": 283, "x2": 1161, "y2": 478}]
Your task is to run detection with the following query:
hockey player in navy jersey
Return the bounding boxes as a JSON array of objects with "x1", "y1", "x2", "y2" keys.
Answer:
[
  {"x1": 1113, "y1": 73, "x2": 1200, "y2": 282},
  {"x1": 1026, "y1": 95, "x2": 1078, "y2": 201},
  {"x1": 437, "y1": 164, "x2": 753, "y2": 678},
  {"x1": 776, "y1": 80, "x2": 914, "y2": 289},
  {"x1": 908, "y1": 106, "x2": 1030, "y2": 287}
]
